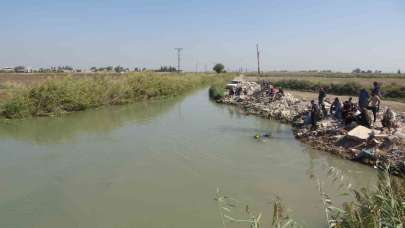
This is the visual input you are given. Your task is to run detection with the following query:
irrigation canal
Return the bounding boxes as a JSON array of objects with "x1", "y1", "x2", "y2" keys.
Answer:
[{"x1": 0, "y1": 88, "x2": 378, "y2": 227}]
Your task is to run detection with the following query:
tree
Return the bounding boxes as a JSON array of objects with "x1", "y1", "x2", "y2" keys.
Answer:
[
  {"x1": 157, "y1": 66, "x2": 177, "y2": 72},
  {"x1": 14, "y1": 66, "x2": 26, "y2": 73},
  {"x1": 114, "y1": 65, "x2": 124, "y2": 73},
  {"x1": 352, "y1": 68, "x2": 361, "y2": 74},
  {"x1": 398, "y1": 69, "x2": 401, "y2": 74},
  {"x1": 213, "y1": 63, "x2": 225, "y2": 74}
]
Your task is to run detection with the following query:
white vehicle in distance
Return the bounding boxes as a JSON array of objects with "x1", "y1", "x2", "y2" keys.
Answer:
[{"x1": 226, "y1": 80, "x2": 243, "y2": 89}]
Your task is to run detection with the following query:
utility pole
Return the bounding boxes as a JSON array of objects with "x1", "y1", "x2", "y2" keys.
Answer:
[
  {"x1": 174, "y1": 48, "x2": 183, "y2": 72},
  {"x1": 256, "y1": 43, "x2": 261, "y2": 75}
]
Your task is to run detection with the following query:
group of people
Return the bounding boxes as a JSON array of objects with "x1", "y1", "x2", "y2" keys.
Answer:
[
  {"x1": 229, "y1": 86, "x2": 246, "y2": 96},
  {"x1": 259, "y1": 81, "x2": 284, "y2": 100},
  {"x1": 310, "y1": 82, "x2": 396, "y2": 130}
]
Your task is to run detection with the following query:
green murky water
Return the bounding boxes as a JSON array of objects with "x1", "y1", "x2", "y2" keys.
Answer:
[{"x1": 0, "y1": 89, "x2": 377, "y2": 228}]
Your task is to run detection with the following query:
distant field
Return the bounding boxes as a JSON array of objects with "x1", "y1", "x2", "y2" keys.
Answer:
[
  {"x1": 247, "y1": 72, "x2": 405, "y2": 103},
  {"x1": 248, "y1": 72, "x2": 405, "y2": 87},
  {"x1": 0, "y1": 72, "x2": 124, "y2": 86}
]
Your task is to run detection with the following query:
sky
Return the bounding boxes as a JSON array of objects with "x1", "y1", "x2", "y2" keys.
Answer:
[{"x1": 1, "y1": 0, "x2": 405, "y2": 72}]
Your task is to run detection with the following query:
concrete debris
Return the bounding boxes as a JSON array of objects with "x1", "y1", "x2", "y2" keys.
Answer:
[
  {"x1": 347, "y1": 126, "x2": 375, "y2": 141},
  {"x1": 217, "y1": 78, "x2": 405, "y2": 175}
]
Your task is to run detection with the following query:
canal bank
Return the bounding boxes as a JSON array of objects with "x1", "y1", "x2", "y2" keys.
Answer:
[{"x1": 216, "y1": 80, "x2": 405, "y2": 175}]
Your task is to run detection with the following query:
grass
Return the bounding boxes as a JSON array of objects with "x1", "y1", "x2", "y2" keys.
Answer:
[
  {"x1": 215, "y1": 167, "x2": 404, "y2": 228},
  {"x1": 320, "y1": 167, "x2": 404, "y2": 228},
  {"x1": 209, "y1": 84, "x2": 227, "y2": 100},
  {"x1": 248, "y1": 73, "x2": 405, "y2": 102},
  {"x1": 249, "y1": 72, "x2": 405, "y2": 81},
  {"x1": 0, "y1": 73, "x2": 233, "y2": 118},
  {"x1": 215, "y1": 188, "x2": 300, "y2": 228}
]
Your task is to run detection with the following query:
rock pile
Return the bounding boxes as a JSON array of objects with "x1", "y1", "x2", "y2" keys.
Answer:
[
  {"x1": 218, "y1": 80, "x2": 405, "y2": 175},
  {"x1": 221, "y1": 86, "x2": 307, "y2": 122}
]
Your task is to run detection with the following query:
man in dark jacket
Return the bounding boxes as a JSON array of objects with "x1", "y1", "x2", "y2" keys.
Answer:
[
  {"x1": 318, "y1": 87, "x2": 327, "y2": 117},
  {"x1": 358, "y1": 89, "x2": 369, "y2": 110},
  {"x1": 310, "y1": 100, "x2": 320, "y2": 130}
]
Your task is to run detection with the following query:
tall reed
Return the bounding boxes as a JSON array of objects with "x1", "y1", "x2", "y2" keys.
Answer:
[
  {"x1": 318, "y1": 167, "x2": 404, "y2": 228},
  {"x1": 0, "y1": 73, "x2": 233, "y2": 118}
]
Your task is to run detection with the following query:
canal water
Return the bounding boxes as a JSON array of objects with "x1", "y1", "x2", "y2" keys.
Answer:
[{"x1": 0, "y1": 89, "x2": 377, "y2": 228}]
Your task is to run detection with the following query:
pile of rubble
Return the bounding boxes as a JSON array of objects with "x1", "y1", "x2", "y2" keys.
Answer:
[
  {"x1": 294, "y1": 118, "x2": 405, "y2": 174},
  {"x1": 218, "y1": 80, "x2": 405, "y2": 175},
  {"x1": 239, "y1": 81, "x2": 261, "y2": 96},
  {"x1": 221, "y1": 87, "x2": 307, "y2": 122}
]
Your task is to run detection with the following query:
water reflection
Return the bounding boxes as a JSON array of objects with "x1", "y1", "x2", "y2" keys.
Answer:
[
  {"x1": 0, "y1": 89, "x2": 381, "y2": 228},
  {"x1": 0, "y1": 96, "x2": 184, "y2": 144}
]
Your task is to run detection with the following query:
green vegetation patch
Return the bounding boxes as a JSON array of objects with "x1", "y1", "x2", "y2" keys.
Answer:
[
  {"x1": 274, "y1": 79, "x2": 405, "y2": 101},
  {"x1": 0, "y1": 73, "x2": 233, "y2": 118}
]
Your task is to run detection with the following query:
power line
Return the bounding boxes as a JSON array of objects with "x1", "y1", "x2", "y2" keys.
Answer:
[{"x1": 174, "y1": 48, "x2": 183, "y2": 72}]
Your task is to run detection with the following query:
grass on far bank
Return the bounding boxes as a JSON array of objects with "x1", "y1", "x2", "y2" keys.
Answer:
[
  {"x1": 248, "y1": 73, "x2": 405, "y2": 102},
  {"x1": 0, "y1": 73, "x2": 233, "y2": 119}
]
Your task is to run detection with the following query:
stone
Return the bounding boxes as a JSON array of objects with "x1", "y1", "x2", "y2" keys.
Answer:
[
  {"x1": 347, "y1": 126, "x2": 373, "y2": 140},
  {"x1": 394, "y1": 131, "x2": 405, "y2": 140}
]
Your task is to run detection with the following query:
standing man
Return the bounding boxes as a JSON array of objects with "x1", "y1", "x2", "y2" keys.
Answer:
[
  {"x1": 358, "y1": 88, "x2": 370, "y2": 110},
  {"x1": 318, "y1": 87, "x2": 327, "y2": 117},
  {"x1": 310, "y1": 100, "x2": 320, "y2": 130},
  {"x1": 330, "y1": 97, "x2": 342, "y2": 119},
  {"x1": 367, "y1": 93, "x2": 381, "y2": 123}
]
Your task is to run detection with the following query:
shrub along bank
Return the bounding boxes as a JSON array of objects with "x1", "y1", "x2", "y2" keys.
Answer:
[
  {"x1": 274, "y1": 79, "x2": 405, "y2": 101},
  {"x1": 0, "y1": 73, "x2": 233, "y2": 118}
]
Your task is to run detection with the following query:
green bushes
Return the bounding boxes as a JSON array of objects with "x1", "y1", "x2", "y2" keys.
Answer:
[
  {"x1": 384, "y1": 84, "x2": 405, "y2": 100},
  {"x1": 274, "y1": 79, "x2": 363, "y2": 95},
  {"x1": 0, "y1": 73, "x2": 232, "y2": 118},
  {"x1": 321, "y1": 167, "x2": 404, "y2": 228},
  {"x1": 217, "y1": 167, "x2": 404, "y2": 228},
  {"x1": 274, "y1": 79, "x2": 405, "y2": 101},
  {"x1": 275, "y1": 79, "x2": 320, "y2": 91},
  {"x1": 209, "y1": 85, "x2": 226, "y2": 100}
]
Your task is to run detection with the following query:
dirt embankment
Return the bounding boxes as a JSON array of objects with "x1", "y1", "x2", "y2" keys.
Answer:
[{"x1": 217, "y1": 80, "x2": 405, "y2": 175}]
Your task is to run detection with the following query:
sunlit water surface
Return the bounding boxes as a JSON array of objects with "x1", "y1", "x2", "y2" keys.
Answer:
[{"x1": 0, "y1": 89, "x2": 377, "y2": 228}]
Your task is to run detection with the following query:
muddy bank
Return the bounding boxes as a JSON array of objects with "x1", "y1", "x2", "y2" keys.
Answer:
[{"x1": 217, "y1": 80, "x2": 405, "y2": 175}]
